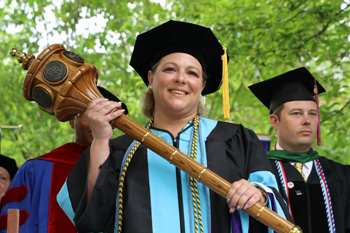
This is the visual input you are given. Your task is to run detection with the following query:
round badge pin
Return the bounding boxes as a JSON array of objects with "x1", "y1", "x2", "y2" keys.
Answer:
[{"x1": 288, "y1": 182, "x2": 294, "y2": 189}]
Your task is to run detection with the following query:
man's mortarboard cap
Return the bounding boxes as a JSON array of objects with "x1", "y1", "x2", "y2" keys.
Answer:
[
  {"x1": 129, "y1": 20, "x2": 229, "y2": 96},
  {"x1": 248, "y1": 67, "x2": 326, "y2": 114},
  {"x1": 0, "y1": 153, "x2": 18, "y2": 180}
]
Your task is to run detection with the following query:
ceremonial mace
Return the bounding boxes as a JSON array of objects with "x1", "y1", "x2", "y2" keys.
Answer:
[{"x1": 10, "y1": 44, "x2": 301, "y2": 233}]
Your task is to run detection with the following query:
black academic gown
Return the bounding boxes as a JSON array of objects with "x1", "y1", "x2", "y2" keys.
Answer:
[
  {"x1": 65, "y1": 120, "x2": 292, "y2": 233},
  {"x1": 270, "y1": 158, "x2": 350, "y2": 233}
]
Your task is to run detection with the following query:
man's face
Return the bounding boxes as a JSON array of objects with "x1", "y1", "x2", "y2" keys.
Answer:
[
  {"x1": 0, "y1": 166, "x2": 11, "y2": 201},
  {"x1": 271, "y1": 101, "x2": 318, "y2": 153}
]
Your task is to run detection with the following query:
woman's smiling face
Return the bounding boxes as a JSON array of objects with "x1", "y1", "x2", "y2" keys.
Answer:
[{"x1": 148, "y1": 52, "x2": 206, "y2": 118}]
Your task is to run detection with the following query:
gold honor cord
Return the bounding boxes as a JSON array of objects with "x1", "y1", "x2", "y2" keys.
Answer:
[
  {"x1": 116, "y1": 120, "x2": 153, "y2": 232},
  {"x1": 188, "y1": 116, "x2": 204, "y2": 233}
]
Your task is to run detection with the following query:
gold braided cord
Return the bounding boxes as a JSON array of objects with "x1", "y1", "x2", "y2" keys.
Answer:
[
  {"x1": 117, "y1": 140, "x2": 141, "y2": 232},
  {"x1": 116, "y1": 116, "x2": 205, "y2": 233},
  {"x1": 116, "y1": 119, "x2": 153, "y2": 232},
  {"x1": 190, "y1": 176, "x2": 201, "y2": 233},
  {"x1": 189, "y1": 116, "x2": 204, "y2": 233}
]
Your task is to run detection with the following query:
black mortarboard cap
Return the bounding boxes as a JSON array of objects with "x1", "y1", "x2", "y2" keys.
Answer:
[
  {"x1": 248, "y1": 67, "x2": 326, "y2": 114},
  {"x1": 129, "y1": 20, "x2": 229, "y2": 95},
  {"x1": 97, "y1": 86, "x2": 129, "y2": 115},
  {"x1": 0, "y1": 153, "x2": 18, "y2": 180}
]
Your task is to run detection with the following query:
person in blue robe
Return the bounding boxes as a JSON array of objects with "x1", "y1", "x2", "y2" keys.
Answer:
[{"x1": 0, "y1": 87, "x2": 126, "y2": 233}]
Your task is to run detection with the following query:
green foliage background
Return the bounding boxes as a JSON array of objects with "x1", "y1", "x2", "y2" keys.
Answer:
[{"x1": 0, "y1": 0, "x2": 349, "y2": 165}]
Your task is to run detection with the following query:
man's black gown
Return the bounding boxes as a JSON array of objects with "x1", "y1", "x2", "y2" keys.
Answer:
[{"x1": 270, "y1": 158, "x2": 350, "y2": 233}]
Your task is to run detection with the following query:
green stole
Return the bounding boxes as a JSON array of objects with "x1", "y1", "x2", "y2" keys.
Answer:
[{"x1": 267, "y1": 149, "x2": 322, "y2": 163}]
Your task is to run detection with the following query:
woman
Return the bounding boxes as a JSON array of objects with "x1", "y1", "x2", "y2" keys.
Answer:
[{"x1": 58, "y1": 20, "x2": 291, "y2": 233}]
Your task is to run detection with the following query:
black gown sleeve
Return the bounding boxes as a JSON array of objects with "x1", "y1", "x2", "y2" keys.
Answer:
[
  {"x1": 66, "y1": 136, "x2": 131, "y2": 232},
  {"x1": 206, "y1": 122, "x2": 293, "y2": 233},
  {"x1": 346, "y1": 165, "x2": 350, "y2": 233}
]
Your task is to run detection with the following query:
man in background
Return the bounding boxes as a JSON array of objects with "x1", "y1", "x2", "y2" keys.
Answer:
[{"x1": 249, "y1": 67, "x2": 350, "y2": 233}]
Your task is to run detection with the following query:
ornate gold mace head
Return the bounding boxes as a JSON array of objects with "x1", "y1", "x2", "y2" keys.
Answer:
[{"x1": 10, "y1": 44, "x2": 103, "y2": 121}]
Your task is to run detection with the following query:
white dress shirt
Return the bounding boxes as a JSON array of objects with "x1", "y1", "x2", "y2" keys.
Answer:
[{"x1": 276, "y1": 143, "x2": 313, "y2": 179}]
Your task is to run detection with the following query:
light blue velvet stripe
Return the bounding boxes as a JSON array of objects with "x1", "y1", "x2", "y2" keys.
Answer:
[
  {"x1": 148, "y1": 118, "x2": 217, "y2": 232},
  {"x1": 180, "y1": 117, "x2": 217, "y2": 232},
  {"x1": 240, "y1": 171, "x2": 287, "y2": 233},
  {"x1": 57, "y1": 180, "x2": 75, "y2": 225},
  {"x1": 148, "y1": 129, "x2": 181, "y2": 233}
]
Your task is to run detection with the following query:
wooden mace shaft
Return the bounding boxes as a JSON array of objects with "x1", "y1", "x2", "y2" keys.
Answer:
[{"x1": 112, "y1": 114, "x2": 300, "y2": 233}]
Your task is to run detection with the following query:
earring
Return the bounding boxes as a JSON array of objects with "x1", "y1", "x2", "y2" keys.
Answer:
[{"x1": 149, "y1": 85, "x2": 152, "y2": 89}]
